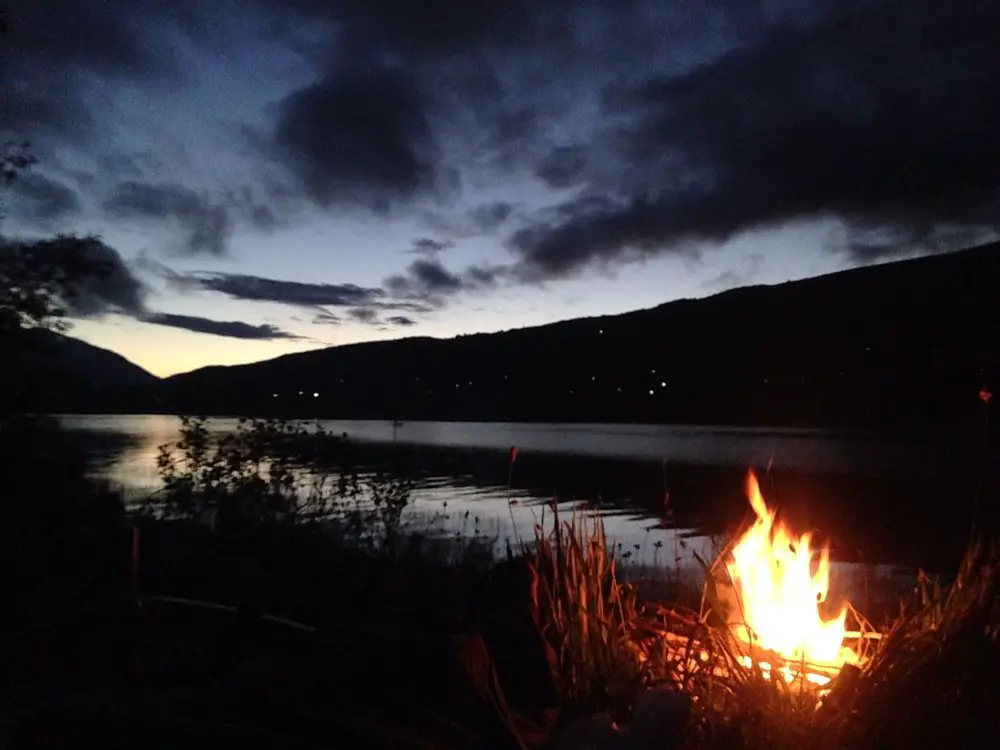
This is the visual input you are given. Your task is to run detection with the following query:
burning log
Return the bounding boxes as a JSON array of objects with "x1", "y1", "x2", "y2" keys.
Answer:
[
  {"x1": 625, "y1": 476, "x2": 1000, "y2": 750},
  {"x1": 627, "y1": 469, "x2": 885, "y2": 706},
  {"x1": 721, "y1": 471, "x2": 859, "y2": 671},
  {"x1": 530, "y1": 467, "x2": 998, "y2": 749}
]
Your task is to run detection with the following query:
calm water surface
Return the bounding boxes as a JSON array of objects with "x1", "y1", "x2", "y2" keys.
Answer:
[{"x1": 59, "y1": 414, "x2": 997, "y2": 585}]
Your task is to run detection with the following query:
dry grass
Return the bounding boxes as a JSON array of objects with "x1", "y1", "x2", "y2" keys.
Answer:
[
  {"x1": 816, "y1": 539, "x2": 1000, "y2": 750},
  {"x1": 531, "y1": 507, "x2": 1000, "y2": 749},
  {"x1": 529, "y1": 503, "x2": 648, "y2": 722}
]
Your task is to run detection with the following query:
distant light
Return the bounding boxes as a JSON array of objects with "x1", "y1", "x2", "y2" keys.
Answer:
[
  {"x1": 313, "y1": 392, "x2": 319, "y2": 398},
  {"x1": 591, "y1": 376, "x2": 596, "y2": 381},
  {"x1": 648, "y1": 389, "x2": 654, "y2": 395},
  {"x1": 298, "y1": 391, "x2": 303, "y2": 396},
  {"x1": 660, "y1": 381, "x2": 666, "y2": 387},
  {"x1": 598, "y1": 329, "x2": 604, "y2": 334},
  {"x1": 272, "y1": 393, "x2": 278, "y2": 398}
]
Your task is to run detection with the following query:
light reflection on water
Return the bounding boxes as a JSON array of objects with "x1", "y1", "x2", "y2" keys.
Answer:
[
  {"x1": 60, "y1": 413, "x2": 966, "y2": 489},
  {"x1": 59, "y1": 414, "x2": 941, "y2": 607}
]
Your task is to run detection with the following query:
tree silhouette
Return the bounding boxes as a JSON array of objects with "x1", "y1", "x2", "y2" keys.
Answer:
[
  {"x1": 0, "y1": 141, "x2": 127, "y2": 642},
  {"x1": 0, "y1": 143, "x2": 121, "y2": 416}
]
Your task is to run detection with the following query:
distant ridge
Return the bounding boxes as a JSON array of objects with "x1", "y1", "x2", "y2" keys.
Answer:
[
  {"x1": 27, "y1": 328, "x2": 159, "y2": 390},
  {"x1": 89, "y1": 242, "x2": 1000, "y2": 434}
]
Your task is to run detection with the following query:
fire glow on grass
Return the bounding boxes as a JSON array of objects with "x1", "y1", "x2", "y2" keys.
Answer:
[{"x1": 725, "y1": 471, "x2": 858, "y2": 684}]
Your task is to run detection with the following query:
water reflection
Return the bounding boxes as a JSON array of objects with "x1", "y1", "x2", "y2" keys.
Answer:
[
  {"x1": 233, "y1": 418, "x2": 960, "y2": 477},
  {"x1": 57, "y1": 414, "x2": 997, "y2": 578},
  {"x1": 63, "y1": 414, "x2": 189, "y2": 490}
]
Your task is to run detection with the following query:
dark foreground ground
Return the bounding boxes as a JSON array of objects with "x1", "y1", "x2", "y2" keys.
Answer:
[
  {"x1": 4, "y1": 515, "x2": 1000, "y2": 750},
  {"x1": 1, "y1": 521, "x2": 565, "y2": 750}
]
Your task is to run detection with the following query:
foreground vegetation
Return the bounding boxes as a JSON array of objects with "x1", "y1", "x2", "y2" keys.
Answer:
[
  {"x1": 525, "y1": 496, "x2": 1000, "y2": 749},
  {"x1": 2, "y1": 414, "x2": 997, "y2": 749}
]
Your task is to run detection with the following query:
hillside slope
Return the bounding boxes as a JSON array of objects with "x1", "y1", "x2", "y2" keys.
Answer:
[
  {"x1": 7, "y1": 329, "x2": 160, "y2": 414},
  {"x1": 158, "y1": 243, "x2": 1000, "y2": 434},
  {"x1": 40, "y1": 331, "x2": 160, "y2": 391}
]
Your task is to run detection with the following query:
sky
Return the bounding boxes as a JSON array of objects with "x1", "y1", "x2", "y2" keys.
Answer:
[{"x1": 1, "y1": 0, "x2": 998, "y2": 377}]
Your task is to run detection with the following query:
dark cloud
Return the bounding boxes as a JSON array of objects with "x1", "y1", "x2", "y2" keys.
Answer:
[
  {"x1": 63, "y1": 237, "x2": 148, "y2": 317},
  {"x1": 534, "y1": 145, "x2": 588, "y2": 189},
  {"x1": 509, "y1": 195, "x2": 705, "y2": 279},
  {"x1": 511, "y1": 0, "x2": 1000, "y2": 278},
  {"x1": 838, "y1": 225, "x2": 998, "y2": 266},
  {"x1": 409, "y1": 237, "x2": 454, "y2": 256},
  {"x1": 4, "y1": 1, "x2": 160, "y2": 76},
  {"x1": 142, "y1": 263, "x2": 437, "y2": 324},
  {"x1": 133, "y1": 253, "x2": 201, "y2": 292},
  {"x1": 166, "y1": 270, "x2": 385, "y2": 308},
  {"x1": 347, "y1": 308, "x2": 379, "y2": 324},
  {"x1": 387, "y1": 315, "x2": 416, "y2": 326},
  {"x1": 141, "y1": 312, "x2": 302, "y2": 340},
  {"x1": 384, "y1": 258, "x2": 459, "y2": 299},
  {"x1": 0, "y1": 83, "x2": 92, "y2": 143},
  {"x1": 103, "y1": 182, "x2": 232, "y2": 256},
  {"x1": 464, "y1": 264, "x2": 506, "y2": 288},
  {"x1": 252, "y1": 2, "x2": 659, "y2": 217},
  {"x1": 406, "y1": 258, "x2": 462, "y2": 294},
  {"x1": 424, "y1": 201, "x2": 517, "y2": 238},
  {"x1": 64, "y1": 151, "x2": 162, "y2": 190},
  {"x1": 469, "y1": 201, "x2": 515, "y2": 233},
  {"x1": 1, "y1": 235, "x2": 148, "y2": 318},
  {"x1": 3, "y1": 5, "x2": 289, "y2": 246},
  {"x1": 0, "y1": 0, "x2": 178, "y2": 144},
  {"x1": 384, "y1": 257, "x2": 506, "y2": 301},
  {"x1": 312, "y1": 309, "x2": 342, "y2": 325},
  {"x1": 271, "y1": 63, "x2": 441, "y2": 212},
  {"x1": 10, "y1": 0, "x2": 995, "y2": 303},
  {"x1": 225, "y1": 185, "x2": 286, "y2": 232},
  {"x1": 0, "y1": 237, "x2": 296, "y2": 342},
  {"x1": 256, "y1": 0, "x2": 566, "y2": 62},
  {"x1": 6, "y1": 171, "x2": 81, "y2": 222},
  {"x1": 95, "y1": 152, "x2": 150, "y2": 181}
]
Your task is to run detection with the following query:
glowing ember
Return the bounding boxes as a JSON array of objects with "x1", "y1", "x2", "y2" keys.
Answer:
[{"x1": 726, "y1": 471, "x2": 857, "y2": 674}]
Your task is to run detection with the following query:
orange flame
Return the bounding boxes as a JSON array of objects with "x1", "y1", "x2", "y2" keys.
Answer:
[{"x1": 726, "y1": 471, "x2": 857, "y2": 671}]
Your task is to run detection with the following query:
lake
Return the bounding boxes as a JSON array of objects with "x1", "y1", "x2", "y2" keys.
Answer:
[{"x1": 59, "y1": 414, "x2": 999, "y2": 582}]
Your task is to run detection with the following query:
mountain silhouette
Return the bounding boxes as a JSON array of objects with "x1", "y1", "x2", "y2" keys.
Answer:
[
  {"x1": 53, "y1": 241, "x2": 1000, "y2": 436},
  {"x1": 38, "y1": 330, "x2": 159, "y2": 390},
  {"x1": 146, "y1": 241, "x2": 1000, "y2": 436}
]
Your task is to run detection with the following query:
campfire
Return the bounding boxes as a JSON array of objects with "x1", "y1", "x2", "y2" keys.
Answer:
[
  {"x1": 722, "y1": 470, "x2": 860, "y2": 687},
  {"x1": 536, "y1": 465, "x2": 1000, "y2": 749},
  {"x1": 639, "y1": 469, "x2": 876, "y2": 697}
]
